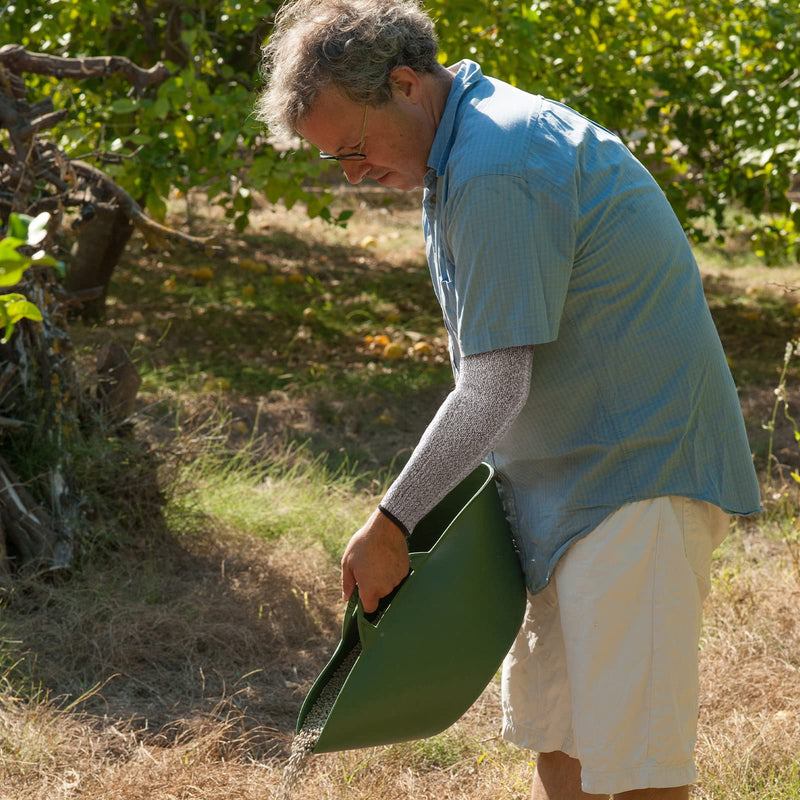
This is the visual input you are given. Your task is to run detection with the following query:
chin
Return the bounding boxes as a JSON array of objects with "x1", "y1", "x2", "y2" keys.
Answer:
[
  {"x1": 373, "y1": 170, "x2": 421, "y2": 192},
  {"x1": 384, "y1": 175, "x2": 420, "y2": 192}
]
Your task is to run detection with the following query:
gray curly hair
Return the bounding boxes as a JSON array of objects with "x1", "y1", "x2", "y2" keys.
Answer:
[{"x1": 255, "y1": 0, "x2": 439, "y2": 143}]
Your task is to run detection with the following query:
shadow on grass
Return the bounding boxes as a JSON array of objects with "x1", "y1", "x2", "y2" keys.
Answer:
[
  {"x1": 0, "y1": 485, "x2": 343, "y2": 759},
  {"x1": 705, "y1": 272, "x2": 800, "y2": 388},
  {"x1": 77, "y1": 220, "x2": 456, "y2": 476}
]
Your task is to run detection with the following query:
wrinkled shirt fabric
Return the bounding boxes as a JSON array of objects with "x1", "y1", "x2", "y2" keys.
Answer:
[{"x1": 423, "y1": 60, "x2": 761, "y2": 593}]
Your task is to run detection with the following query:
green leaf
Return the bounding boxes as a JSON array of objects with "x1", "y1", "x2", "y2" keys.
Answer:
[
  {"x1": 217, "y1": 129, "x2": 238, "y2": 155},
  {"x1": 0, "y1": 268, "x2": 27, "y2": 287},
  {"x1": 265, "y1": 178, "x2": 289, "y2": 205},
  {"x1": 153, "y1": 96, "x2": 170, "y2": 119},
  {"x1": 181, "y1": 29, "x2": 198, "y2": 47},
  {"x1": 0, "y1": 293, "x2": 41, "y2": 342},
  {"x1": 8, "y1": 213, "x2": 32, "y2": 239},
  {"x1": 109, "y1": 98, "x2": 138, "y2": 114},
  {"x1": 0, "y1": 239, "x2": 28, "y2": 264},
  {"x1": 27, "y1": 212, "x2": 51, "y2": 245},
  {"x1": 1, "y1": 294, "x2": 42, "y2": 323},
  {"x1": 31, "y1": 250, "x2": 58, "y2": 267},
  {"x1": 146, "y1": 189, "x2": 168, "y2": 223}
]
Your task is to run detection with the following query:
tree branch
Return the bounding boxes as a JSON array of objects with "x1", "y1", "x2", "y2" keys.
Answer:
[
  {"x1": 25, "y1": 109, "x2": 70, "y2": 136},
  {"x1": 71, "y1": 160, "x2": 225, "y2": 255},
  {"x1": 0, "y1": 44, "x2": 170, "y2": 93}
]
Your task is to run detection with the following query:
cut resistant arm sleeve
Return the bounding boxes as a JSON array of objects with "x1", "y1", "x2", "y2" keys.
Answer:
[{"x1": 379, "y1": 344, "x2": 533, "y2": 535}]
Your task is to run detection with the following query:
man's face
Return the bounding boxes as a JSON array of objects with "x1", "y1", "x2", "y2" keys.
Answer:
[{"x1": 296, "y1": 84, "x2": 434, "y2": 192}]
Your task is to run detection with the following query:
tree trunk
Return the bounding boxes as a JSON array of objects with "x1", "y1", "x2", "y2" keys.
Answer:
[{"x1": 66, "y1": 203, "x2": 135, "y2": 321}]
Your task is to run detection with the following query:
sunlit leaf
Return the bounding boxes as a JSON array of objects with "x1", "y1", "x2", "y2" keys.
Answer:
[{"x1": 27, "y1": 212, "x2": 51, "y2": 245}]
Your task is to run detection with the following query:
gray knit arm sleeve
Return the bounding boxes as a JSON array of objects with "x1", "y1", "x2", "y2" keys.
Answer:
[{"x1": 378, "y1": 344, "x2": 533, "y2": 536}]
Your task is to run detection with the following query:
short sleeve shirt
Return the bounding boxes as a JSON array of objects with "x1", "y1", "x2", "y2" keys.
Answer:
[{"x1": 423, "y1": 60, "x2": 761, "y2": 593}]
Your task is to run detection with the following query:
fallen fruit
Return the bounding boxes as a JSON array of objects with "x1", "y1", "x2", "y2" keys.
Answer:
[
  {"x1": 190, "y1": 266, "x2": 214, "y2": 282},
  {"x1": 383, "y1": 342, "x2": 404, "y2": 360}
]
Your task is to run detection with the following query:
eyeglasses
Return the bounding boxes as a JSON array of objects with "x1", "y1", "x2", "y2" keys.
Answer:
[{"x1": 319, "y1": 105, "x2": 368, "y2": 161}]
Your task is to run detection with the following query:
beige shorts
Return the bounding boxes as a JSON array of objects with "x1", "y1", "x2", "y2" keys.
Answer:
[{"x1": 501, "y1": 496, "x2": 729, "y2": 795}]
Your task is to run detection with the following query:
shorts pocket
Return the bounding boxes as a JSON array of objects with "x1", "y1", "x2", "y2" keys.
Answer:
[{"x1": 675, "y1": 497, "x2": 728, "y2": 601}]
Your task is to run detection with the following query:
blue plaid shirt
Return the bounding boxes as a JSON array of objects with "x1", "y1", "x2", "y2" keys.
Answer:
[{"x1": 423, "y1": 60, "x2": 761, "y2": 593}]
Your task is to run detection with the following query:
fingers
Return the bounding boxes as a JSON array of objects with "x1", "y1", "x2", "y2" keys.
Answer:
[
  {"x1": 341, "y1": 539, "x2": 358, "y2": 602},
  {"x1": 342, "y1": 569, "x2": 393, "y2": 613},
  {"x1": 339, "y1": 509, "x2": 410, "y2": 614},
  {"x1": 341, "y1": 555, "x2": 380, "y2": 612},
  {"x1": 358, "y1": 587, "x2": 380, "y2": 614},
  {"x1": 341, "y1": 563, "x2": 355, "y2": 603}
]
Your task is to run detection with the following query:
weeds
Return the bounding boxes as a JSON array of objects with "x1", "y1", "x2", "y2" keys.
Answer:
[
  {"x1": 761, "y1": 331, "x2": 800, "y2": 586},
  {"x1": 765, "y1": 338, "x2": 800, "y2": 489}
]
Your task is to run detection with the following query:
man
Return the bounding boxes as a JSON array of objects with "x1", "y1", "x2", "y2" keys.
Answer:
[{"x1": 256, "y1": 2, "x2": 761, "y2": 798}]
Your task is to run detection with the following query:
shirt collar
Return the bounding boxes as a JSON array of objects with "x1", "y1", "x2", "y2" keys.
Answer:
[{"x1": 427, "y1": 59, "x2": 484, "y2": 177}]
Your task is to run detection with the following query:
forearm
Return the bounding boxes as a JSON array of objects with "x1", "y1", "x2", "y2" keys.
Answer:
[{"x1": 379, "y1": 344, "x2": 533, "y2": 534}]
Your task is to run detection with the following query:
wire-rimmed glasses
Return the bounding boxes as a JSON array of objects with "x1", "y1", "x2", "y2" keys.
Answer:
[{"x1": 319, "y1": 105, "x2": 368, "y2": 161}]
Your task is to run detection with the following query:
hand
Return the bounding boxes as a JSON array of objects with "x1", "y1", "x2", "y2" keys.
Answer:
[{"x1": 341, "y1": 508, "x2": 410, "y2": 613}]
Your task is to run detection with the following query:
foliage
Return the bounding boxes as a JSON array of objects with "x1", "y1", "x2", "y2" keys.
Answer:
[
  {"x1": 1, "y1": 0, "x2": 346, "y2": 234},
  {"x1": 3, "y1": 0, "x2": 797, "y2": 261},
  {"x1": 0, "y1": 213, "x2": 54, "y2": 341},
  {"x1": 429, "y1": 0, "x2": 800, "y2": 263}
]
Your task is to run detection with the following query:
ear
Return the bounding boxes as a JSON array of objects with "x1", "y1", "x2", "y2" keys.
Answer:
[{"x1": 389, "y1": 65, "x2": 422, "y2": 103}]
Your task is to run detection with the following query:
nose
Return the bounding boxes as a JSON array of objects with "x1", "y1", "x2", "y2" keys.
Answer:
[{"x1": 342, "y1": 160, "x2": 369, "y2": 185}]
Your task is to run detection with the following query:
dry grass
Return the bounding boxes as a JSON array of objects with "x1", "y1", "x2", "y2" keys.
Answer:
[
  {"x1": 696, "y1": 517, "x2": 800, "y2": 798},
  {"x1": 1, "y1": 508, "x2": 798, "y2": 799},
  {"x1": 1, "y1": 192, "x2": 799, "y2": 799}
]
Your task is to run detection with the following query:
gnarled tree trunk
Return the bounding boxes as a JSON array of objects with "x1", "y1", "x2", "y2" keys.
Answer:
[
  {"x1": 66, "y1": 203, "x2": 135, "y2": 321},
  {"x1": 0, "y1": 44, "x2": 222, "y2": 577}
]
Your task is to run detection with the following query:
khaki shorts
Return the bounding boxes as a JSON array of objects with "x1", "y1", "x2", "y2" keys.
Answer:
[{"x1": 501, "y1": 496, "x2": 729, "y2": 795}]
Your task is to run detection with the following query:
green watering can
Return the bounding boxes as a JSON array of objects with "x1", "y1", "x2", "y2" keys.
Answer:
[{"x1": 296, "y1": 462, "x2": 526, "y2": 753}]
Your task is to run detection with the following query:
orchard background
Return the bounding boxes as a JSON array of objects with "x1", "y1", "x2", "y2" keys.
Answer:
[{"x1": 0, "y1": 2, "x2": 799, "y2": 798}]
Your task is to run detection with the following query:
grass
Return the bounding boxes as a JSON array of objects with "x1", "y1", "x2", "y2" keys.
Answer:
[
  {"x1": 0, "y1": 186, "x2": 798, "y2": 798},
  {"x1": 167, "y1": 433, "x2": 379, "y2": 560}
]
